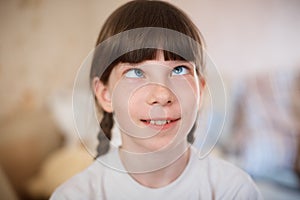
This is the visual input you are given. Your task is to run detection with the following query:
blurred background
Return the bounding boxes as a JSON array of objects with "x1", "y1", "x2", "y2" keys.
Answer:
[{"x1": 0, "y1": 0, "x2": 299, "y2": 199}]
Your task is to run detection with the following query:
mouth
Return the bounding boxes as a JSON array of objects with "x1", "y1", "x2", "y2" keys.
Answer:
[{"x1": 140, "y1": 118, "x2": 180, "y2": 128}]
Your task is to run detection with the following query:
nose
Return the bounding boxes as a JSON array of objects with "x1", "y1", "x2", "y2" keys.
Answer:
[{"x1": 146, "y1": 84, "x2": 175, "y2": 106}]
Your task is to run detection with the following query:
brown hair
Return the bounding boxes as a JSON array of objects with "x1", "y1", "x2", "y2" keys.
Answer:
[{"x1": 91, "y1": 0, "x2": 206, "y2": 157}]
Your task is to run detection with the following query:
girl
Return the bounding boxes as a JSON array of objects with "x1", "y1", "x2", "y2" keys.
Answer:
[{"x1": 51, "y1": 1, "x2": 262, "y2": 199}]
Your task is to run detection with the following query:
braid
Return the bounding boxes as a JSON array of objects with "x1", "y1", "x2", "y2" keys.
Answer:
[
  {"x1": 187, "y1": 120, "x2": 196, "y2": 144},
  {"x1": 96, "y1": 111, "x2": 114, "y2": 157}
]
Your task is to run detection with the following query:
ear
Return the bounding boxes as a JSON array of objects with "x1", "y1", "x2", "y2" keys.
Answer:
[
  {"x1": 199, "y1": 77, "x2": 206, "y2": 95},
  {"x1": 93, "y1": 77, "x2": 113, "y2": 113},
  {"x1": 198, "y1": 77, "x2": 206, "y2": 109}
]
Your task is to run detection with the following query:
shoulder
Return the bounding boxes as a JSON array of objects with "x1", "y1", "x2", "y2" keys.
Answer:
[
  {"x1": 190, "y1": 148, "x2": 263, "y2": 199},
  {"x1": 207, "y1": 156, "x2": 263, "y2": 199},
  {"x1": 49, "y1": 161, "x2": 105, "y2": 200},
  {"x1": 206, "y1": 155, "x2": 250, "y2": 180}
]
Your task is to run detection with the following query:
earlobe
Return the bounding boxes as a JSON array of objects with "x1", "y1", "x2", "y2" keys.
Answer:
[{"x1": 93, "y1": 77, "x2": 113, "y2": 113}]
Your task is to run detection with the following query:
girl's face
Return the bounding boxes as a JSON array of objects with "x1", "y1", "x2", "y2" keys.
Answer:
[{"x1": 94, "y1": 51, "x2": 203, "y2": 153}]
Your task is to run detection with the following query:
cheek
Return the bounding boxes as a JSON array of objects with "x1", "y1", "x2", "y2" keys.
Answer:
[
  {"x1": 128, "y1": 88, "x2": 148, "y2": 118},
  {"x1": 169, "y1": 78, "x2": 199, "y2": 132},
  {"x1": 111, "y1": 81, "x2": 159, "y2": 138},
  {"x1": 111, "y1": 81, "x2": 137, "y2": 115},
  {"x1": 170, "y1": 77, "x2": 199, "y2": 109},
  {"x1": 111, "y1": 79, "x2": 148, "y2": 113}
]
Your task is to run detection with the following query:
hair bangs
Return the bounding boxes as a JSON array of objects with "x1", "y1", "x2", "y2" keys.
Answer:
[{"x1": 115, "y1": 49, "x2": 188, "y2": 64}]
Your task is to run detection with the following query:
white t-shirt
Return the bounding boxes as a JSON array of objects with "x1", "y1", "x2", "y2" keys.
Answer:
[{"x1": 50, "y1": 146, "x2": 262, "y2": 200}]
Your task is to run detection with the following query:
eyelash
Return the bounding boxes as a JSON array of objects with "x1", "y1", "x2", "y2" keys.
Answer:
[
  {"x1": 171, "y1": 65, "x2": 190, "y2": 76},
  {"x1": 124, "y1": 68, "x2": 144, "y2": 78},
  {"x1": 124, "y1": 65, "x2": 191, "y2": 78}
]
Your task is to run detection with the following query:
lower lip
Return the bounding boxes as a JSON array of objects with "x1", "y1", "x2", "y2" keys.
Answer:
[{"x1": 141, "y1": 119, "x2": 180, "y2": 131}]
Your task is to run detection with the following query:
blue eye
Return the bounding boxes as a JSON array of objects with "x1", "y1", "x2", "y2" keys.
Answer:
[
  {"x1": 125, "y1": 68, "x2": 144, "y2": 78},
  {"x1": 172, "y1": 66, "x2": 189, "y2": 76}
]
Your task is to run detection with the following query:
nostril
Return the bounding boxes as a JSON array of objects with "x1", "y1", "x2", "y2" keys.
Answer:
[
  {"x1": 152, "y1": 101, "x2": 158, "y2": 104},
  {"x1": 149, "y1": 99, "x2": 172, "y2": 106},
  {"x1": 146, "y1": 84, "x2": 175, "y2": 106}
]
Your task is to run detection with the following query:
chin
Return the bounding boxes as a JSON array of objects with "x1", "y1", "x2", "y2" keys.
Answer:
[{"x1": 138, "y1": 135, "x2": 178, "y2": 153}]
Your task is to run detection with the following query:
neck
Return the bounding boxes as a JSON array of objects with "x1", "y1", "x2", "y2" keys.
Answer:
[
  {"x1": 131, "y1": 147, "x2": 190, "y2": 188},
  {"x1": 119, "y1": 141, "x2": 191, "y2": 188}
]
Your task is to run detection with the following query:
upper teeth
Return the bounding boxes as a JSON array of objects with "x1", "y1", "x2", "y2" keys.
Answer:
[{"x1": 149, "y1": 120, "x2": 171, "y2": 125}]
